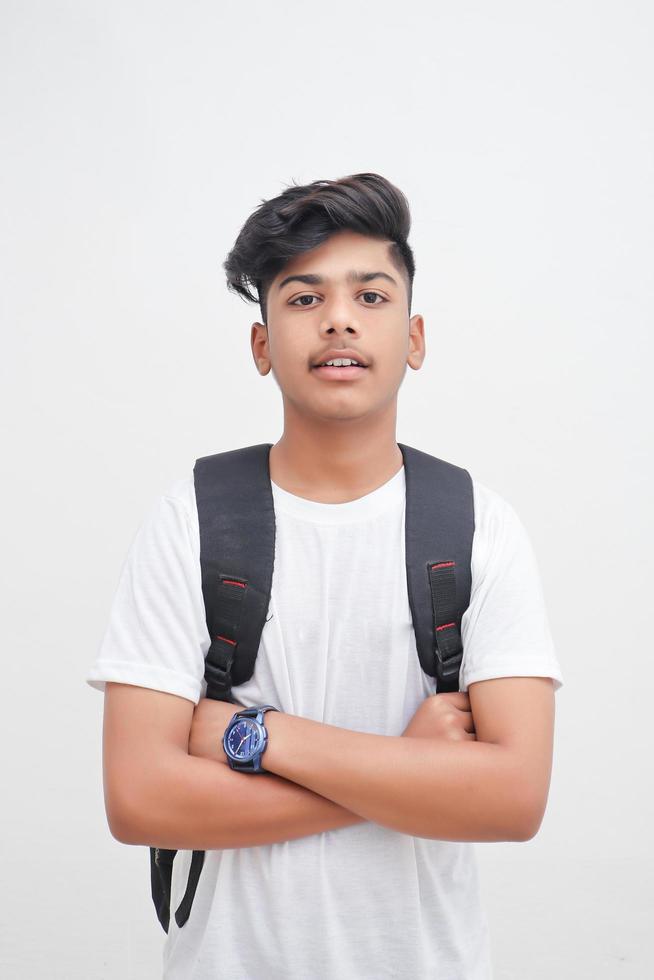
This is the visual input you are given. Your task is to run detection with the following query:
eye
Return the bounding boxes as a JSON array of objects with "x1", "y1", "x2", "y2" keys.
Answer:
[
  {"x1": 360, "y1": 291, "x2": 386, "y2": 305},
  {"x1": 288, "y1": 291, "x2": 387, "y2": 307},
  {"x1": 289, "y1": 294, "x2": 319, "y2": 307}
]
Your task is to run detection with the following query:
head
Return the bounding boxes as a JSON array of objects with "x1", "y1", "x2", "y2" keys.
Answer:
[{"x1": 223, "y1": 173, "x2": 425, "y2": 425}]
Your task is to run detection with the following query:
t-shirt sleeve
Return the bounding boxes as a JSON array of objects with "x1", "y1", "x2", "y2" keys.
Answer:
[
  {"x1": 85, "y1": 478, "x2": 209, "y2": 705},
  {"x1": 459, "y1": 480, "x2": 564, "y2": 694}
]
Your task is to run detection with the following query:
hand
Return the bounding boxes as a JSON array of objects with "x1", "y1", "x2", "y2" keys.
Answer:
[
  {"x1": 401, "y1": 692, "x2": 476, "y2": 743},
  {"x1": 188, "y1": 697, "x2": 246, "y2": 764}
]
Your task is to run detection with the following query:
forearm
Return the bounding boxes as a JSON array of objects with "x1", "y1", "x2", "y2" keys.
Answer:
[
  {"x1": 263, "y1": 712, "x2": 531, "y2": 842},
  {"x1": 120, "y1": 751, "x2": 366, "y2": 850}
]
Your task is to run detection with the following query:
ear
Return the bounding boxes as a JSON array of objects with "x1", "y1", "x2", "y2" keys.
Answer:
[
  {"x1": 407, "y1": 314, "x2": 425, "y2": 370},
  {"x1": 251, "y1": 321, "x2": 271, "y2": 375}
]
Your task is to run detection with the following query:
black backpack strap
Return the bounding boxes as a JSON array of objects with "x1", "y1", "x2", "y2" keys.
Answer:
[
  {"x1": 399, "y1": 443, "x2": 475, "y2": 692},
  {"x1": 194, "y1": 442, "x2": 276, "y2": 698},
  {"x1": 150, "y1": 846, "x2": 173, "y2": 933},
  {"x1": 173, "y1": 850, "x2": 206, "y2": 929},
  {"x1": 150, "y1": 443, "x2": 277, "y2": 932}
]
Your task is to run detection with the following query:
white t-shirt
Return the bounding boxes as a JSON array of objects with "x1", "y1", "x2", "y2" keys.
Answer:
[{"x1": 86, "y1": 462, "x2": 563, "y2": 980}]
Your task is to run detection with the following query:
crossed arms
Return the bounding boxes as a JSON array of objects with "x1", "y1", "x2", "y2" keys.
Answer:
[{"x1": 102, "y1": 675, "x2": 555, "y2": 849}]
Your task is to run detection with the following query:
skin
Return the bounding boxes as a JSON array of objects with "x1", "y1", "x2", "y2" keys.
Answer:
[
  {"x1": 104, "y1": 229, "x2": 555, "y2": 849},
  {"x1": 188, "y1": 690, "x2": 476, "y2": 767},
  {"x1": 250, "y1": 228, "x2": 425, "y2": 501}
]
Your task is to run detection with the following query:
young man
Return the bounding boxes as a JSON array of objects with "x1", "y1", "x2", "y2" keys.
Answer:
[{"x1": 87, "y1": 172, "x2": 564, "y2": 979}]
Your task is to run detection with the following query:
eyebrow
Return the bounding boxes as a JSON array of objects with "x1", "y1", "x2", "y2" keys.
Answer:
[{"x1": 277, "y1": 270, "x2": 399, "y2": 291}]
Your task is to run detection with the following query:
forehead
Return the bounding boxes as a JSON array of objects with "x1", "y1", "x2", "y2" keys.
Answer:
[{"x1": 271, "y1": 230, "x2": 396, "y2": 285}]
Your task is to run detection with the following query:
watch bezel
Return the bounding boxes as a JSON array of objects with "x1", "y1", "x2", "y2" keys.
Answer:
[{"x1": 223, "y1": 716, "x2": 267, "y2": 763}]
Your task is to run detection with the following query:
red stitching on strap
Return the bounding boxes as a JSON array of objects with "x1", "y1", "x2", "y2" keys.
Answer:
[
  {"x1": 215, "y1": 634, "x2": 237, "y2": 645},
  {"x1": 431, "y1": 561, "x2": 455, "y2": 569},
  {"x1": 435, "y1": 622, "x2": 456, "y2": 631},
  {"x1": 222, "y1": 579, "x2": 246, "y2": 588}
]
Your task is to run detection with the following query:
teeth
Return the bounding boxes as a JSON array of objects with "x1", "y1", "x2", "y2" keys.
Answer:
[{"x1": 321, "y1": 358, "x2": 360, "y2": 367}]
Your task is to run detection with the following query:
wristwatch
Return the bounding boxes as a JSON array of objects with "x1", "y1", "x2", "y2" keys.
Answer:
[{"x1": 222, "y1": 705, "x2": 279, "y2": 773}]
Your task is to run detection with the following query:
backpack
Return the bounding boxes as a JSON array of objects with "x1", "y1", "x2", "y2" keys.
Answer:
[{"x1": 150, "y1": 441, "x2": 474, "y2": 933}]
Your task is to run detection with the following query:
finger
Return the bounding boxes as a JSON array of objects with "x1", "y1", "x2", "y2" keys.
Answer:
[
  {"x1": 458, "y1": 709, "x2": 476, "y2": 733},
  {"x1": 435, "y1": 691, "x2": 471, "y2": 709}
]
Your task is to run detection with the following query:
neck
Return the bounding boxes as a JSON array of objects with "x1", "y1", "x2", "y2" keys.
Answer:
[{"x1": 269, "y1": 402, "x2": 404, "y2": 504}]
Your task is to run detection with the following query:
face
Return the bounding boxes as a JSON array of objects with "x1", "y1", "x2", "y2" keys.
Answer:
[{"x1": 250, "y1": 229, "x2": 425, "y2": 424}]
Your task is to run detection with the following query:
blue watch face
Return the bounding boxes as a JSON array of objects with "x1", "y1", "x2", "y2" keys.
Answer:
[{"x1": 226, "y1": 719, "x2": 264, "y2": 760}]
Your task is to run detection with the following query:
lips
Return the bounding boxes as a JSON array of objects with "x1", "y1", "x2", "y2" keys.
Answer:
[
  {"x1": 311, "y1": 363, "x2": 368, "y2": 369},
  {"x1": 312, "y1": 364, "x2": 368, "y2": 380},
  {"x1": 311, "y1": 349, "x2": 369, "y2": 368}
]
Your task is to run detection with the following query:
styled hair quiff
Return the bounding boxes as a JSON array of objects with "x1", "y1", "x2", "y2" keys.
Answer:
[{"x1": 223, "y1": 172, "x2": 416, "y2": 324}]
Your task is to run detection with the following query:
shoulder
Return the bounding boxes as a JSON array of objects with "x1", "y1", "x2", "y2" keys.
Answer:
[
  {"x1": 132, "y1": 474, "x2": 200, "y2": 558},
  {"x1": 160, "y1": 474, "x2": 198, "y2": 528},
  {"x1": 470, "y1": 473, "x2": 524, "y2": 529},
  {"x1": 468, "y1": 475, "x2": 537, "y2": 579}
]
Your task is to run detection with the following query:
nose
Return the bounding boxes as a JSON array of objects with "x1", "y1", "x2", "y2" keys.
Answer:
[{"x1": 319, "y1": 298, "x2": 360, "y2": 337}]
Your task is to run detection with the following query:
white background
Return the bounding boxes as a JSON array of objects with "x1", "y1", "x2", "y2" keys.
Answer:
[{"x1": 1, "y1": 1, "x2": 652, "y2": 977}]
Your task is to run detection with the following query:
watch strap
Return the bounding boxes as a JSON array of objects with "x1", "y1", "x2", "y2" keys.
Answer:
[{"x1": 234, "y1": 704, "x2": 278, "y2": 722}]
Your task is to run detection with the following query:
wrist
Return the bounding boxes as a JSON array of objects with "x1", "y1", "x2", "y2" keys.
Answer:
[
  {"x1": 259, "y1": 709, "x2": 293, "y2": 775},
  {"x1": 222, "y1": 704, "x2": 283, "y2": 774}
]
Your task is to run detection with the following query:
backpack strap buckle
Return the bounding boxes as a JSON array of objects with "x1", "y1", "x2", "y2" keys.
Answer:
[
  {"x1": 428, "y1": 559, "x2": 464, "y2": 692},
  {"x1": 203, "y1": 575, "x2": 249, "y2": 701},
  {"x1": 433, "y1": 626, "x2": 464, "y2": 686},
  {"x1": 204, "y1": 636, "x2": 237, "y2": 700}
]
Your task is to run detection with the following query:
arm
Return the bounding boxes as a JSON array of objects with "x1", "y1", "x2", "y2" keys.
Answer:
[
  {"x1": 103, "y1": 682, "x2": 365, "y2": 850},
  {"x1": 104, "y1": 676, "x2": 553, "y2": 847},
  {"x1": 261, "y1": 675, "x2": 556, "y2": 842}
]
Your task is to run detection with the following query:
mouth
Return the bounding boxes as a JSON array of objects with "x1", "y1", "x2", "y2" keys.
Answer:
[{"x1": 311, "y1": 364, "x2": 369, "y2": 380}]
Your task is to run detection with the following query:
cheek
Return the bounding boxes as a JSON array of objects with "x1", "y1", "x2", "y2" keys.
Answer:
[
  {"x1": 378, "y1": 344, "x2": 411, "y2": 379},
  {"x1": 271, "y1": 338, "x2": 310, "y2": 374}
]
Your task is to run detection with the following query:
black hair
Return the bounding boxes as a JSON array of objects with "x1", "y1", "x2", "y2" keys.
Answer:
[{"x1": 223, "y1": 172, "x2": 415, "y2": 324}]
